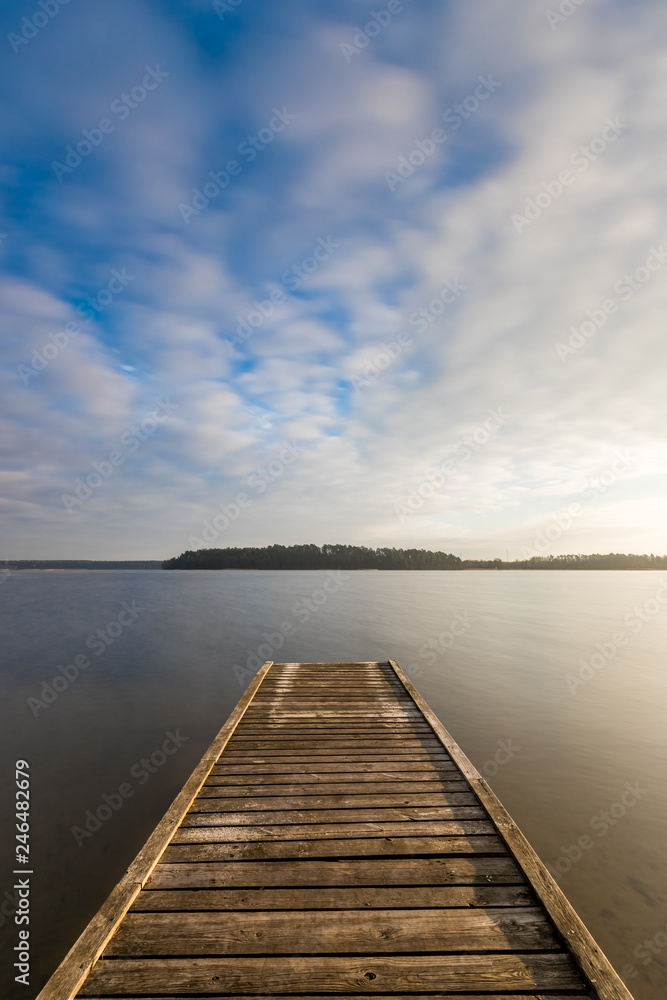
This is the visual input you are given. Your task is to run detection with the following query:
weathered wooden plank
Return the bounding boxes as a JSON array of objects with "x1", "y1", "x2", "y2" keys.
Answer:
[
  {"x1": 208, "y1": 768, "x2": 457, "y2": 778},
  {"x1": 253, "y1": 695, "x2": 408, "y2": 700},
  {"x1": 265, "y1": 678, "x2": 400, "y2": 683},
  {"x1": 248, "y1": 705, "x2": 414, "y2": 712},
  {"x1": 249, "y1": 698, "x2": 424, "y2": 721},
  {"x1": 237, "y1": 716, "x2": 430, "y2": 723},
  {"x1": 210, "y1": 759, "x2": 455, "y2": 775},
  {"x1": 270, "y1": 665, "x2": 388, "y2": 669},
  {"x1": 146, "y1": 855, "x2": 525, "y2": 889},
  {"x1": 240, "y1": 712, "x2": 428, "y2": 726},
  {"x1": 225, "y1": 739, "x2": 446, "y2": 750},
  {"x1": 211, "y1": 756, "x2": 455, "y2": 768},
  {"x1": 259, "y1": 682, "x2": 406, "y2": 690},
  {"x1": 241, "y1": 718, "x2": 425, "y2": 724},
  {"x1": 262, "y1": 667, "x2": 398, "y2": 673},
  {"x1": 223, "y1": 750, "x2": 450, "y2": 760},
  {"x1": 256, "y1": 696, "x2": 408, "y2": 710},
  {"x1": 239, "y1": 712, "x2": 429, "y2": 728},
  {"x1": 234, "y1": 743, "x2": 438, "y2": 752},
  {"x1": 131, "y1": 884, "x2": 534, "y2": 911},
  {"x1": 220, "y1": 733, "x2": 444, "y2": 748},
  {"x1": 83, "y1": 995, "x2": 585, "y2": 1000},
  {"x1": 255, "y1": 695, "x2": 411, "y2": 700},
  {"x1": 269, "y1": 660, "x2": 384, "y2": 666},
  {"x1": 242, "y1": 711, "x2": 424, "y2": 718},
  {"x1": 251, "y1": 695, "x2": 408, "y2": 702},
  {"x1": 230, "y1": 735, "x2": 440, "y2": 743},
  {"x1": 213, "y1": 751, "x2": 456, "y2": 763},
  {"x1": 256, "y1": 696, "x2": 408, "y2": 708},
  {"x1": 269, "y1": 662, "x2": 387, "y2": 668},
  {"x1": 212, "y1": 756, "x2": 456, "y2": 767},
  {"x1": 267, "y1": 673, "x2": 394, "y2": 678},
  {"x1": 205, "y1": 774, "x2": 464, "y2": 790},
  {"x1": 266, "y1": 669, "x2": 385, "y2": 672},
  {"x1": 232, "y1": 732, "x2": 436, "y2": 740},
  {"x1": 228, "y1": 739, "x2": 446, "y2": 752},
  {"x1": 35, "y1": 659, "x2": 276, "y2": 1000},
  {"x1": 231, "y1": 734, "x2": 437, "y2": 741},
  {"x1": 216, "y1": 753, "x2": 451, "y2": 765},
  {"x1": 250, "y1": 671, "x2": 405, "y2": 694},
  {"x1": 162, "y1": 834, "x2": 507, "y2": 862},
  {"x1": 173, "y1": 819, "x2": 495, "y2": 842},
  {"x1": 261, "y1": 671, "x2": 401, "y2": 676},
  {"x1": 202, "y1": 773, "x2": 468, "y2": 798},
  {"x1": 260, "y1": 674, "x2": 402, "y2": 680},
  {"x1": 269, "y1": 665, "x2": 396, "y2": 687},
  {"x1": 235, "y1": 719, "x2": 433, "y2": 727},
  {"x1": 248, "y1": 703, "x2": 416, "y2": 711},
  {"x1": 240, "y1": 709, "x2": 426, "y2": 727},
  {"x1": 389, "y1": 659, "x2": 633, "y2": 1000},
  {"x1": 183, "y1": 807, "x2": 486, "y2": 825},
  {"x1": 224, "y1": 745, "x2": 445, "y2": 754},
  {"x1": 191, "y1": 791, "x2": 477, "y2": 810},
  {"x1": 261, "y1": 681, "x2": 392, "y2": 686},
  {"x1": 79, "y1": 953, "x2": 586, "y2": 995},
  {"x1": 258, "y1": 685, "x2": 406, "y2": 691},
  {"x1": 256, "y1": 692, "x2": 407, "y2": 700},
  {"x1": 250, "y1": 677, "x2": 403, "y2": 682},
  {"x1": 244, "y1": 688, "x2": 410, "y2": 693},
  {"x1": 255, "y1": 697, "x2": 410, "y2": 702},
  {"x1": 230, "y1": 730, "x2": 438, "y2": 739},
  {"x1": 250, "y1": 687, "x2": 410, "y2": 709},
  {"x1": 173, "y1": 820, "x2": 496, "y2": 843},
  {"x1": 262, "y1": 683, "x2": 402, "y2": 687},
  {"x1": 107, "y1": 906, "x2": 557, "y2": 956},
  {"x1": 214, "y1": 752, "x2": 455, "y2": 764},
  {"x1": 211, "y1": 757, "x2": 460, "y2": 772},
  {"x1": 217, "y1": 753, "x2": 456, "y2": 765},
  {"x1": 243, "y1": 726, "x2": 431, "y2": 733}
]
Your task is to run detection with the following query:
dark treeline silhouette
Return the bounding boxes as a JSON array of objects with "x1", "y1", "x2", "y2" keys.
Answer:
[
  {"x1": 6, "y1": 553, "x2": 666, "y2": 572},
  {"x1": 481, "y1": 553, "x2": 667, "y2": 570},
  {"x1": 6, "y1": 560, "x2": 163, "y2": 570},
  {"x1": 162, "y1": 544, "x2": 462, "y2": 570},
  {"x1": 162, "y1": 546, "x2": 667, "y2": 571}
]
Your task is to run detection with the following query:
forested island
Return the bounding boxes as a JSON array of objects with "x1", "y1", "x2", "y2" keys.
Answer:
[
  {"x1": 163, "y1": 544, "x2": 461, "y2": 570},
  {"x1": 162, "y1": 545, "x2": 667, "y2": 571}
]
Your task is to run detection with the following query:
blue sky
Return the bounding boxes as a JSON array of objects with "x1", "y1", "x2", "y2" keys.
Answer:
[{"x1": 2, "y1": 0, "x2": 666, "y2": 559}]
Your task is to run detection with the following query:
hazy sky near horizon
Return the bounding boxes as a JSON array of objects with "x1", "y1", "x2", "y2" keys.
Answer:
[{"x1": 2, "y1": 0, "x2": 667, "y2": 560}]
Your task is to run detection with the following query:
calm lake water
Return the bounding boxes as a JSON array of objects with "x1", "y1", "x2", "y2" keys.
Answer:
[{"x1": 2, "y1": 569, "x2": 667, "y2": 1000}]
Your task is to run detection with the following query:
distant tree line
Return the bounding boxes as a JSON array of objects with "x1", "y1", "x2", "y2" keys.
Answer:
[
  {"x1": 6, "y1": 560, "x2": 163, "y2": 570},
  {"x1": 162, "y1": 544, "x2": 463, "y2": 570},
  {"x1": 7, "y1": 552, "x2": 665, "y2": 572},
  {"x1": 162, "y1": 546, "x2": 667, "y2": 571},
  {"x1": 481, "y1": 553, "x2": 667, "y2": 570}
]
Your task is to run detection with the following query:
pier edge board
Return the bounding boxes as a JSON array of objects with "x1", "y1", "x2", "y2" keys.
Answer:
[
  {"x1": 34, "y1": 660, "x2": 275, "y2": 1000},
  {"x1": 388, "y1": 658, "x2": 634, "y2": 1000}
]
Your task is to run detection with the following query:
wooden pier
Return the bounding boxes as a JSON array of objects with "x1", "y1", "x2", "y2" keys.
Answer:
[{"x1": 38, "y1": 660, "x2": 634, "y2": 1000}]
